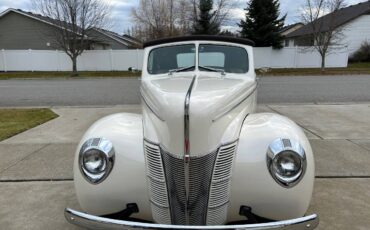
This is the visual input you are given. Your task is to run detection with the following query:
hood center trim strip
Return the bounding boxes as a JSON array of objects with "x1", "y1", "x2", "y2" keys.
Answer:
[{"x1": 184, "y1": 75, "x2": 197, "y2": 225}]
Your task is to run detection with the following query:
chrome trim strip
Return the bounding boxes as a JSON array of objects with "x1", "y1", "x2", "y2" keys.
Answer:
[
  {"x1": 65, "y1": 208, "x2": 319, "y2": 230},
  {"x1": 212, "y1": 82, "x2": 258, "y2": 122},
  {"x1": 183, "y1": 75, "x2": 197, "y2": 225},
  {"x1": 140, "y1": 88, "x2": 165, "y2": 122}
]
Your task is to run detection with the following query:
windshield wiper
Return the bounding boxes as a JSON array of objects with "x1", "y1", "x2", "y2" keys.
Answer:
[
  {"x1": 168, "y1": 66, "x2": 195, "y2": 75},
  {"x1": 199, "y1": 65, "x2": 226, "y2": 76}
]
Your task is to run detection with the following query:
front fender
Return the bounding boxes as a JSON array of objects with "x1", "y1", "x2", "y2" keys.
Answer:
[
  {"x1": 228, "y1": 113, "x2": 315, "y2": 222},
  {"x1": 73, "y1": 113, "x2": 152, "y2": 221}
]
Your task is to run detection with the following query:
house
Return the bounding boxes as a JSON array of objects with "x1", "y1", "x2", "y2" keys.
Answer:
[
  {"x1": 279, "y1": 23, "x2": 304, "y2": 47},
  {"x1": 285, "y1": 1, "x2": 370, "y2": 54},
  {"x1": 0, "y1": 8, "x2": 142, "y2": 50}
]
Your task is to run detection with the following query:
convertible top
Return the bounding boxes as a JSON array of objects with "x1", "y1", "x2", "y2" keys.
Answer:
[{"x1": 143, "y1": 35, "x2": 255, "y2": 48}]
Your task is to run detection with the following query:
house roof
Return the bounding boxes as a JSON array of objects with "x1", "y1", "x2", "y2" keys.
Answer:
[
  {"x1": 0, "y1": 8, "x2": 142, "y2": 47},
  {"x1": 0, "y1": 8, "x2": 81, "y2": 34},
  {"x1": 279, "y1": 23, "x2": 304, "y2": 34},
  {"x1": 91, "y1": 28, "x2": 142, "y2": 48},
  {"x1": 287, "y1": 1, "x2": 370, "y2": 38}
]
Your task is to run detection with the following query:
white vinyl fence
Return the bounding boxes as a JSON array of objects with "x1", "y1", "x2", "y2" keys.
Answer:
[
  {"x1": 0, "y1": 49, "x2": 143, "y2": 72},
  {"x1": 0, "y1": 47, "x2": 348, "y2": 72},
  {"x1": 254, "y1": 47, "x2": 349, "y2": 69}
]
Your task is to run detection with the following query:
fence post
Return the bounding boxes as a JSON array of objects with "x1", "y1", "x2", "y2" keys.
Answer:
[
  {"x1": 2, "y1": 49, "x2": 6, "y2": 72},
  {"x1": 136, "y1": 49, "x2": 139, "y2": 70},
  {"x1": 29, "y1": 49, "x2": 34, "y2": 72},
  {"x1": 110, "y1": 49, "x2": 113, "y2": 71},
  {"x1": 294, "y1": 46, "x2": 298, "y2": 68},
  {"x1": 55, "y1": 50, "x2": 59, "y2": 71}
]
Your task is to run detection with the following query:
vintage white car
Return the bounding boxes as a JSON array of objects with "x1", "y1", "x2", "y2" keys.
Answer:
[{"x1": 65, "y1": 36, "x2": 319, "y2": 229}]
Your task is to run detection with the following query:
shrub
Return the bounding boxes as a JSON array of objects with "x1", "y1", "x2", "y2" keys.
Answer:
[{"x1": 349, "y1": 41, "x2": 370, "y2": 63}]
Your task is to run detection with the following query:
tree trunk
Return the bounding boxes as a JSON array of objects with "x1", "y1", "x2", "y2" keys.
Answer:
[
  {"x1": 321, "y1": 54, "x2": 326, "y2": 73},
  {"x1": 71, "y1": 56, "x2": 78, "y2": 77}
]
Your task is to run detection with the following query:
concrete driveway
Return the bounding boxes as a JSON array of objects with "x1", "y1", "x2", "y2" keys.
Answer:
[{"x1": 0, "y1": 104, "x2": 370, "y2": 229}]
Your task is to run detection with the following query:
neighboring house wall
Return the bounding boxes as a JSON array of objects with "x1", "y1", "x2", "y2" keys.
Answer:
[
  {"x1": 87, "y1": 30, "x2": 129, "y2": 50},
  {"x1": 340, "y1": 14, "x2": 370, "y2": 54},
  {"x1": 0, "y1": 12, "x2": 59, "y2": 50},
  {"x1": 286, "y1": 15, "x2": 370, "y2": 52}
]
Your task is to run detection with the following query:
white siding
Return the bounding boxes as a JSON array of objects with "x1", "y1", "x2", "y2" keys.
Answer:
[{"x1": 340, "y1": 15, "x2": 370, "y2": 54}]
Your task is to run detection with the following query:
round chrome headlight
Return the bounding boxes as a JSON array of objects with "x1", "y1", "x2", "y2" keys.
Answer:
[
  {"x1": 267, "y1": 138, "x2": 306, "y2": 188},
  {"x1": 79, "y1": 138, "x2": 115, "y2": 184}
]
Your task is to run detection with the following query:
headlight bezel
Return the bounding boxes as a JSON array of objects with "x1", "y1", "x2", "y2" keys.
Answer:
[
  {"x1": 267, "y1": 138, "x2": 306, "y2": 188},
  {"x1": 79, "y1": 138, "x2": 115, "y2": 184}
]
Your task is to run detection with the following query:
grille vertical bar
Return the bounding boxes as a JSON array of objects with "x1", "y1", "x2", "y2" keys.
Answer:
[
  {"x1": 207, "y1": 141, "x2": 238, "y2": 225},
  {"x1": 144, "y1": 141, "x2": 171, "y2": 224}
]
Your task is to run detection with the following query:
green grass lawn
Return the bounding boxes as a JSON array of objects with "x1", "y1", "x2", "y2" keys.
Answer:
[
  {"x1": 0, "y1": 71, "x2": 141, "y2": 79},
  {"x1": 0, "y1": 62, "x2": 369, "y2": 78},
  {"x1": 0, "y1": 109, "x2": 58, "y2": 141},
  {"x1": 259, "y1": 62, "x2": 370, "y2": 76}
]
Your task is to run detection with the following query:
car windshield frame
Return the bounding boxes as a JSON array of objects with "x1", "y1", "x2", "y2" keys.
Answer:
[{"x1": 147, "y1": 43, "x2": 249, "y2": 75}]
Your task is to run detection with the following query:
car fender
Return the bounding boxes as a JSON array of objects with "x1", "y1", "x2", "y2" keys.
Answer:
[
  {"x1": 73, "y1": 113, "x2": 152, "y2": 221},
  {"x1": 228, "y1": 113, "x2": 315, "y2": 221}
]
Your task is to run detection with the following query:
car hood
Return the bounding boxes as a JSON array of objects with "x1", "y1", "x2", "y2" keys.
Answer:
[{"x1": 141, "y1": 74, "x2": 256, "y2": 156}]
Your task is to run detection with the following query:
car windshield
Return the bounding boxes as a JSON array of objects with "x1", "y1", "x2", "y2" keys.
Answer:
[
  {"x1": 148, "y1": 44, "x2": 196, "y2": 74},
  {"x1": 147, "y1": 44, "x2": 249, "y2": 75},
  {"x1": 199, "y1": 44, "x2": 249, "y2": 74}
]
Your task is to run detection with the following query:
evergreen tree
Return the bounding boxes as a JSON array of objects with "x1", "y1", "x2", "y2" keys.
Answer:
[
  {"x1": 193, "y1": 0, "x2": 220, "y2": 35},
  {"x1": 239, "y1": 0, "x2": 286, "y2": 49}
]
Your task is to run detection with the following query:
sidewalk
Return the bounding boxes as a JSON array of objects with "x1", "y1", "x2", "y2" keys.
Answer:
[{"x1": 0, "y1": 104, "x2": 369, "y2": 229}]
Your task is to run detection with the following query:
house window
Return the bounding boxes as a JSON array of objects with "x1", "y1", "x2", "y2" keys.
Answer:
[{"x1": 285, "y1": 39, "x2": 290, "y2": 47}]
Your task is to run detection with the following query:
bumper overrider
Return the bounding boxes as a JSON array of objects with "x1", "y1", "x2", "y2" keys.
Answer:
[{"x1": 65, "y1": 208, "x2": 319, "y2": 230}]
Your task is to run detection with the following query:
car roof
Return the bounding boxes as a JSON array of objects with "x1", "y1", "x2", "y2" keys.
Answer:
[{"x1": 143, "y1": 35, "x2": 255, "y2": 48}]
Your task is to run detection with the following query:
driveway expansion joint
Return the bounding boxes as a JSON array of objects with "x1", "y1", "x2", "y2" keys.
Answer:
[
  {"x1": 0, "y1": 143, "x2": 51, "y2": 175},
  {"x1": 265, "y1": 105, "x2": 324, "y2": 140}
]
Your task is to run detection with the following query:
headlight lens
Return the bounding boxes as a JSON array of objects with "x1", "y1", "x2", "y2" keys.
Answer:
[
  {"x1": 79, "y1": 138, "x2": 115, "y2": 184},
  {"x1": 267, "y1": 139, "x2": 306, "y2": 188},
  {"x1": 83, "y1": 149, "x2": 107, "y2": 174}
]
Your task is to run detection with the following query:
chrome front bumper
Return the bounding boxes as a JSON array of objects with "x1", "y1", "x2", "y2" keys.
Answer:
[{"x1": 65, "y1": 208, "x2": 319, "y2": 230}]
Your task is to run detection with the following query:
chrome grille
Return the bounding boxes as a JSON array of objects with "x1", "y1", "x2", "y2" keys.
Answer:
[
  {"x1": 144, "y1": 140, "x2": 238, "y2": 226},
  {"x1": 161, "y1": 150, "x2": 217, "y2": 225},
  {"x1": 207, "y1": 141, "x2": 238, "y2": 225},
  {"x1": 144, "y1": 141, "x2": 171, "y2": 224},
  {"x1": 161, "y1": 152, "x2": 187, "y2": 225},
  {"x1": 188, "y1": 151, "x2": 217, "y2": 225}
]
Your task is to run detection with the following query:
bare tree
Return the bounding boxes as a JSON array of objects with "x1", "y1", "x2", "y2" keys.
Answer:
[
  {"x1": 33, "y1": 0, "x2": 111, "y2": 76},
  {"x1": 131, "y1": 0, "x2": 235, "y2": 41},
  {"x1": 300, "y1": 0, "x2": 346, "y2": 71}
]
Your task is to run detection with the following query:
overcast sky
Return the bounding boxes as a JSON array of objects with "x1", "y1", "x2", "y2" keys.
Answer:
[{"x1": 0, "y1": 0, "x2": 365, "y2": 34}]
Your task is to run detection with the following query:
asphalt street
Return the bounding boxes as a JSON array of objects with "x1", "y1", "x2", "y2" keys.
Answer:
[{"x1": 1, "y1": 75, "x2": 370, "y2": 106}]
